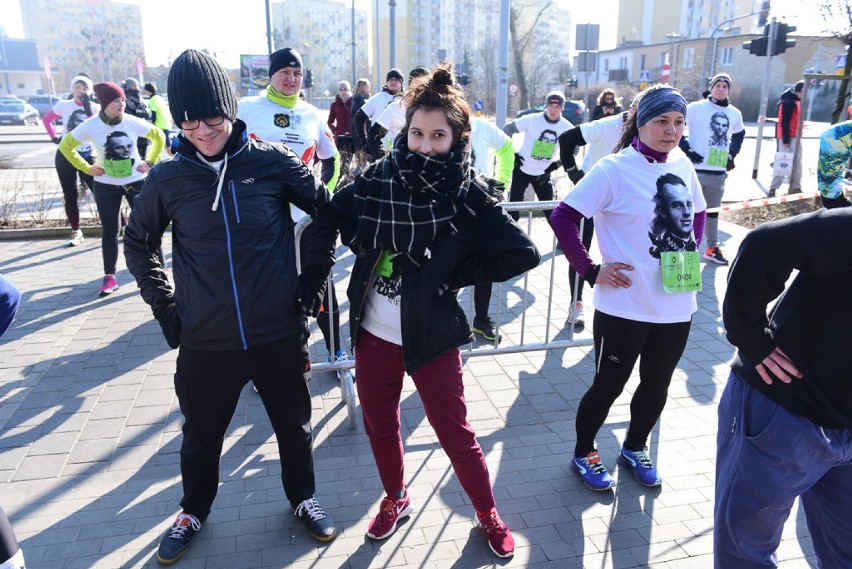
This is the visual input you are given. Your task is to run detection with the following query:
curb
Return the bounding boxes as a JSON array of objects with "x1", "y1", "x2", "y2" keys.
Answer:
[{"x1": 0, "y1": 225, "x2": 104, "y2": 240}]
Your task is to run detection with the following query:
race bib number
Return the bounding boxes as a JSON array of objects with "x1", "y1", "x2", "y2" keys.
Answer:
[
  {"x1": 531, "y1": 140, "x2": 556, "y2": 160},
  {"x1": 103, "y1": 159, "x2": 132, "y2": 178},
  {"x1": 661, "y1": 251, "x2": 702, "y2": 293},
  {"x1": 376, "y1": 249, "x2": 394, "y2": 278},
  {"x1": 706, "y1": 147, "x2": 728, "y2": 168}
]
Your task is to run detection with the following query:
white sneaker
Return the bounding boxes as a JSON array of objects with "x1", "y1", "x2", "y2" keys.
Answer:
[
  {"x1": 567, "y1": 301, "x2": 584, "y2": 326},
  {"x1": 68, "y1": 229, "x2": 84, "y2": 247}
]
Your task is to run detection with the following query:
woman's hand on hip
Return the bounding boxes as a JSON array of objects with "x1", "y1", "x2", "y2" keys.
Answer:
[{"x1": 597, "y1": 262, "x2": 634, "y2": 288}]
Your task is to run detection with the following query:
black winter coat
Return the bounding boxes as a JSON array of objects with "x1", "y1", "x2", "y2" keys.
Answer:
[
  {"x1": 310, "y1": 164, "x2": 541, "y2": 372},
  {"x1": 124, "y1": 122, "x2": 335, "y2": 351}
]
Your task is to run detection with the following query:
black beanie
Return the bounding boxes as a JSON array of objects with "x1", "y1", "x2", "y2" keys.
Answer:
[
  {"x1": 386, "y1": 68, "x2": 404, "y2": 82},
  {"x1": 269, "y1": 48, "x2": 303, "y2": 77},
  {"x1": 144, "y1": 82, "x2": 157, "y2": 95},
  {"x1": 167, "y1": 49, "x2": 237, "y2": 125}
]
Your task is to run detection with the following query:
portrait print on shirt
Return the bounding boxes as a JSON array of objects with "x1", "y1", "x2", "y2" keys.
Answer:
[
  {"x1": 531, "y1": 128, "x2": 558, "y2": 162},
  {"x1": 66, "y1": 109, "x2": 90, "y2": 133},
  {"x1": 103, "y1": 130, "x2": 135, "y2": 178},
  {"x1": 648, "y1": 172, "x2": 697, "y2": 259},
  {"x1": 709, "y1": 111, "x2": 730, "y2": 147}
]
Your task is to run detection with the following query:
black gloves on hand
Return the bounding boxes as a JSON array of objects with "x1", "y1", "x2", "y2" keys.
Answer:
[
  {"x1": 821, "y1": 194, "x2": 852, "y2": 209},
  {"x1": 295, "y1": 265, "x2": 328, "y2": 318},
  {"x1": 684, "y1": 149, "x2": 704, "y2": 164},
  {"x1": 567, "y1": 168, "x2": 585, "y2": 184},
  {"x1": 52, "y1": 136, "x2": 62, "y2": 145},
  {"x1": 544, "y1": 160, "x2": 561, "y2": 175},
  {"x1": 514, "y1": 153, "x2": 524, "y2": 169},
  {"x1": 155, "y1": 303, "x2": 181, "y2": 349},
  {"x1": 726, "y1": 156, "x2": 735, "y2": 171}
]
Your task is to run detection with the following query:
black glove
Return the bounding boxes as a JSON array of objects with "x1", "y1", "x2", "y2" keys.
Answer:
[
  {"x1": 155, "y1": 303, "x2": 181, "y2": 349},
  {"x1": 544, "y1": 160, "x2": 561, "y2": 175},
  {"x1": 684, "y1": 149, "x2": 704, "y2": 164},
  {"x1": 726, "y1": 156, "x2": 735, "y2": 171},
  {"x1": 567, "y1": 168, "x2": 585, "y2": 184},
  {"x1": 52, "y1": 136, "x2": 62, "y2": 145},
  {"x1": 514, "y1": 153, "x2": 524, "y2": 169},
  {"x1": 821, "y1": 194, "x2": 852, "y2": 209},
  {"x1": 294, "y1": 265, "x2": 328, "y2": 318}
]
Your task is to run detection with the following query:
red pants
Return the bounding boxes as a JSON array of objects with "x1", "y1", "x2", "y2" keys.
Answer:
[{"x1": 355, "y1": 329, "x2": 496, "y2": 513}]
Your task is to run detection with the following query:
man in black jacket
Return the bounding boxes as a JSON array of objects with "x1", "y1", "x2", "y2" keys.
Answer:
[
  {"x1": 716, "y1": 182, "x2": 852, "y2": 566},
  {"x1": 124, "y1": 49, "x2": 337, "y2": 565}
]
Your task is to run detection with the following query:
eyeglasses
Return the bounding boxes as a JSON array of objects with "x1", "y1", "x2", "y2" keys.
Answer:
[{"x1": 180, "y1": 116, "x2": 226, "y2": 130}]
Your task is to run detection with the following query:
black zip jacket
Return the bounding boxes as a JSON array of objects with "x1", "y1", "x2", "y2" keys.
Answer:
[
  {"x1": 124, "y1": 120, "x2": 335, "y2": 351},
  {"x1": 723, "y1": 207, "x2": 852, "y2": 428},
  {"x1": 310, "y1": 165, "x2": 541, "y2": 373}
]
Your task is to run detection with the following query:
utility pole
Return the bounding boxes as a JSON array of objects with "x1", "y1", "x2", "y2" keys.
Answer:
[
  {"x1": 496, "y1": 0, "x2": 510, "y2": 127},
  {"x1": 751, "y1": 18, "x2": 778, "y2": 180},
  {"x1": 389, "y1": 0, "x2": 397, "y2": 69},
  {"x1": 265, "y1": 0, "x2": 273, "y2": 55},
  {"x1": 351, "y1": 0, "x2": 356, "y2": 85}
]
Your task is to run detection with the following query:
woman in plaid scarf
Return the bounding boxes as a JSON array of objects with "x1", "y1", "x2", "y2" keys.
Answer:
[{"x1": 304, "y1": 63, "x2": 540, "y2": 559}]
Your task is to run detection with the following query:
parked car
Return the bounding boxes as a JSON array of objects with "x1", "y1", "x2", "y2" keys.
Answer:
[
  {"x1": 27, "y1": 95, "x2": 61, "y2": 118},
  {"x1": 0, "y1": 102, "x2": 41, "y2": 125},
  {"x1": 516, "y1": 100, "x2": 586, "y2": 126}
]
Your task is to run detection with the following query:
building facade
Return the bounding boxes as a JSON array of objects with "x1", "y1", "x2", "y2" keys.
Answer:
[
  {"x1": 0, "y1": 32, "x2": 43, "y2": 97},
  {"x1": 19, "y1": 0, "x2": 145, "y2": 94},
  {"x1": 271, "y1": 0, "x2": 370, "y2": 96}
]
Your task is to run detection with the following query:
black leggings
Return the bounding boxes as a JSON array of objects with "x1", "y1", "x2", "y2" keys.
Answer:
[
  {"x1": 93, "y1": 180, "x2": 163, "y2": 275},
  {"x1": 473, "y1": 282, "x2": 492, "y2": 320},
  {"x1": 574, "y1": 311, "x2": 691, "y2": 456},
  {"x1": 0, "y1": 506, "x2": 20, "y2": 564},
  {"x1": 508, "y1": 167, "x2": 555, "y2": 224},
  {"x1": 55, "y1": 149, "x2": 94, "y2": 230},
  {"x1": 299, "y1": 223, "x2": 341, "y2": 353}
]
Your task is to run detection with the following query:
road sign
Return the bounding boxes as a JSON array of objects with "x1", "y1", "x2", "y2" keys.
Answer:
[
  {"x1": 474, "y1": 99, "x2": 484, "y2": 111},
  {"x1": 836, "y1": 55, "x2": 847, "y2": 75},
  {"x1": 575, "y1": 24, "x2": 600, "y2": 51},
  {"x1": 640, "y1": 71, "x2": 650, "y2": 82},
  {"x1": 661, "y1": 62, "x2": 671, "y2": 83},
  {"x1": 509, "y1": 83, "x2": 518, "y2": 95}
]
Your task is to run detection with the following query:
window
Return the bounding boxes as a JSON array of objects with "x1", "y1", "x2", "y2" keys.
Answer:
[
  {"x1": 640, "y1": 54, "x2": 646, "y2": 70},
  {"x1": 619, "y1": 56, "x2": 627, "y2": 70},
  {"x1": 604, "y1": 59, "x2": 609, "y2": 72},
  {"x1": 659, "y1": 52, "x2": 667, "y2": 67},
  {"x1": 721, "y1": 47, "x2": 733, "y2": 66},
  {"x1": 683, "y1": 48, "x2": 695, "y2": 69}
]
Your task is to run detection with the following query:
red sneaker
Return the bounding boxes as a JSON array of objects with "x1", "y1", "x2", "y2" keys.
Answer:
[
  {"x1": 366, "y1": 492, "x2": 414, "y2": 540},
  {"x1": 477, "y1": 508, "x2": 514, "y2": 558}
]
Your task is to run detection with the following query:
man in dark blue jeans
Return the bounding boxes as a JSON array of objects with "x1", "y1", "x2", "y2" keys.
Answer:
[{"x1": 718, "y1": 190, "x2": 852, "y2": 567}]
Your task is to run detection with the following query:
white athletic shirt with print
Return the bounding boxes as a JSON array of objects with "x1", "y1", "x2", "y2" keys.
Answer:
[
  {"x1": 684, "y1": 99, "x2": 744, "y2": 172},
  {"x1": 359, "y1": 90, "x2": 401, "y2": 121},
  {"x1": 238, "y1": 96, "x2": 337, "y2": 220},
  {"x1": 578, "y1": 111, "x2": 625, "y2": 172},
  {"x1": 564, "y1": 146, "x2": 707, "y2": 323},
  {"x1": 69, "y1": 114, "x2": 153, "y2": 185},
  {"x1": 52, "y1": 99, "x2": 101, "y2": 154},
  {"x1": 513, "y1": 113, "x2": 570, "y2": 177},
  {"x1": 471, "y1": 117, "x2": 510, "y2": 176},
  {"x1": 361, "y1": 272, "x2": 403, "y2": 345}
]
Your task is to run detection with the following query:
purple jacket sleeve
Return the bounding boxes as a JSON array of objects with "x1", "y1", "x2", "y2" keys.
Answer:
[
  {"x1": 550, "y1": 202, "x2": 596, "y2": 278},
  {"x1": 694, "y1": 210, "x2": 706, "y2": 248}
]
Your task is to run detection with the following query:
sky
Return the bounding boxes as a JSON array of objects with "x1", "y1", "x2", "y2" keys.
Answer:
[{"x1": 0, "y1": 0, "x2": 835, "y2": 70}]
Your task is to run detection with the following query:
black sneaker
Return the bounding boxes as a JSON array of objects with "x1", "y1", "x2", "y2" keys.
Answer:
[
  {"x1": 703, "y1": 247, "x2": 729, "y2": 265},
  {"x1": 472, "y1": 316, "x2": 501, "y2": 343},
  {"x1": 294, "y1": 497, "x2": 337, "y2": 542},
  {"x1": 157, "y1": 512, "x2": 203, "y2": 565}
]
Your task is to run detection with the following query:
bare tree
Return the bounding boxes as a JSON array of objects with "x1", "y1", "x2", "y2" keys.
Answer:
[
  {"x1": 819, "y1": 1, "x2": 852, "y2": 123},
  {"x1": 509, "y1": 0, "x2": 554, "y2": 109}
]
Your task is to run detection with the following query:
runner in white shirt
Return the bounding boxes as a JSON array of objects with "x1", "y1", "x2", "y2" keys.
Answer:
[
  {"x1": 371, "y1": 66, "x2": 430, "y2": 156},
  {"x1": 352, "y1": 68, "x2": 404, "y2": 160},
  {"x1": 238, "y1": 47, "x2": 347, "y2": 363}
]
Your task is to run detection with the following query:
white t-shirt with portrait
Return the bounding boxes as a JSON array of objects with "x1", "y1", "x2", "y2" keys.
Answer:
[
  {"x1": 68, "y1": 114, "x2": 153, "y2": 185},
  {"x1": 684, "y1": 99, "x2": 745, "y2": 172},
  {"x1": 512, "y1": 113, "x2": 571, "y2": 177},
  {"x1": 361, "y1": 271, "x2": 403, "y2": 345},
  {"x1": 564, "y1": 146, "x2": 707, "y2": 323},
  {"x1": 52, "y1": 99, "x2": 101, "y2": 154}
]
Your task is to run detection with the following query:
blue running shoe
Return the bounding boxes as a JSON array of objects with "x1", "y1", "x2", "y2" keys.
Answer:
[
  {"x1": 618, "y1": 447, "x2": 662, "y2": 487},
  {"x1": 572, "y1": 451, "x2": 615, "y2": 491}
]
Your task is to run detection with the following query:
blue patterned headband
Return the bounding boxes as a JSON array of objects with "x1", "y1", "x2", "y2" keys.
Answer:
[{"x1": 636, "y1": 87, "x2": 687, "y2": 128}]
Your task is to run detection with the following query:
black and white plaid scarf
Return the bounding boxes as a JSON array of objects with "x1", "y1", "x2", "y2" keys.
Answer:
[{"x1": 354, "y1": 135, "x2": 479, "y2": 267}]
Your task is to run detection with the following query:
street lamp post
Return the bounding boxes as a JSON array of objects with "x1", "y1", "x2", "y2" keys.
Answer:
[
  {"x1": 388, "y1": 0, "x2": 397, "y2": 69},
  {"x1": 700, "y1": 11, "x2": 758, "y2": 90}
]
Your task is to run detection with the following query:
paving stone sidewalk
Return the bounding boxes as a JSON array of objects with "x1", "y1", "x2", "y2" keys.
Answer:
[{"x1": 0, "y1": 219, "x2": 816, "y2": 568}]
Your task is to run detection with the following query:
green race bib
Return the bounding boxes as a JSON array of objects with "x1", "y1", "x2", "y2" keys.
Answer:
[
  {"x1": 531, "y1": 140, "x2": 556, "y2": 160},
  {"x1": 661, "y1": 251, "x2": 702, "y2": 293},
  {"x1": 707, "y1": 147, "x2": 728, "y2": 168},
  {"x1": 103, "y1": 159, "x2": 132, "y2": 178},
  {"x1": 376, "y1": 249, "x2": 394, "y2": 278}
]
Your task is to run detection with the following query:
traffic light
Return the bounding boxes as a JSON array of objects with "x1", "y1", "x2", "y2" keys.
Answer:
[
  {"x1": 458, "y1": 73, "x2": 471, "y2": 86},
  {"x1": 568, "y1": 77, "x2": 578, "y2": 88},
  {"x1": 743, "y1": 35, "x2": 768, "y2": 56},
  {"x1": 757, "y1": 1, "x2": 771, "y2": 27},
  {"x1": 773, "y1": 23, "x2": 796, "y2": 55},
  {"x1": 304, "y1": 68, "x2": 313, "y2": 89}
]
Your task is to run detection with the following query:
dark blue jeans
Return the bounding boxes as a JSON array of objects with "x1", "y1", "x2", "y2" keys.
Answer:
[{"x1": 715, "y1": 371, "x2": 852, "y2": 568}]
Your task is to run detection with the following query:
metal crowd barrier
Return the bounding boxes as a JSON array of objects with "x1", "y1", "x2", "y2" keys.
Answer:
[{"x1": 294, "y1": 200, "x2": 593, "y2": 429}]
